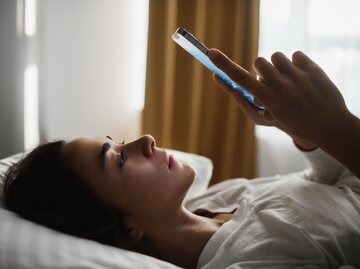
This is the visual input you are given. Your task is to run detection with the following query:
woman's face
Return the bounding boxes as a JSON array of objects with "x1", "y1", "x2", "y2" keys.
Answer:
[{"x1": 62, "y1": 135, "x2": 195, "y2": 221}]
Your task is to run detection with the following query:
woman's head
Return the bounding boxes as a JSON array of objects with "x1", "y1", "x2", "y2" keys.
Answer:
[
  {"x1": 4, "y1": 135, "x2": 195, "y2": 249},
  {"x1": 3, "y1": 140, "x2": 128, "y2": 247},
  {"x1": 62, "y1": 135, "x2": 195, "y2": 219}
]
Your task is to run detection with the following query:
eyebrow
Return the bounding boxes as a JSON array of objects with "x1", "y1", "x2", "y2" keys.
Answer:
[{"x1": 99, "y1": 142, "x2": 111, "y2": 170}]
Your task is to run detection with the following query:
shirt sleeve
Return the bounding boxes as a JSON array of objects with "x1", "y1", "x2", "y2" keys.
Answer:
[{"x1": 301, "y1": 148, "x2": 346, "y2": 185}]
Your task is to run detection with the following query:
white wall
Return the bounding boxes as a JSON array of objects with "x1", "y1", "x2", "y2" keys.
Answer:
[
  {"x1": 0, "y1": 0, "x2": 25, "y2": 158},
  {"x1": 38, "y1": 0, "x2": 149, "y2": 142}
]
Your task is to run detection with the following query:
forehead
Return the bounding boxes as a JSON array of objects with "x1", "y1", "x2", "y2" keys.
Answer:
[
  {"x1": 62, "y1": 137, "x2": 105, "y2": 180},
  {"x1": 63, "y1": 137, "x2": 103, "y2": 157}
]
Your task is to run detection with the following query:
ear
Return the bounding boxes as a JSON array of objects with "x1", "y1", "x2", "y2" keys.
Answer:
[
  {"x1": 127, "y1": 227, "x2": 144, "y2": 244},
  {"x1": 123, "y1": 216, "x2": 144, "y2": 245}
]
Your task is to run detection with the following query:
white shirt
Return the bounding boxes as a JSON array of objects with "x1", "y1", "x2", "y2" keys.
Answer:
[{"x1": 185, "y1": 149, "x2": 360, "y2": 269}]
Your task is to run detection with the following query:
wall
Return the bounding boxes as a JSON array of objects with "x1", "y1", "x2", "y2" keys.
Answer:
[
  {"x1": 0, "y1": 0, "x2": 149, "y2": 159},
  {"x1": 38, "y1": 0, "x2": 149, "y2": 143},
  {"x1": 0, "y1": 0, "x2": 24, "y2": 158}
]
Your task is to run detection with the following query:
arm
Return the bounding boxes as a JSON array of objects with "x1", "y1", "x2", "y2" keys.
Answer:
[
  {"x1": 291, "y1": 136, "x2": 346, "y2": 184},
  {"x1": 319, "y1": 112, "x2": 360, "y2": 179},
  {"x1": 292, "y1": 136, "x2": 347, "y2": 184},
  {"x1": 208, "y1": 49, "x2": 360, "y2": 179}
]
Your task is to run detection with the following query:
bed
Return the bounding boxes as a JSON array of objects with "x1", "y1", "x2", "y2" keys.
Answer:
[{"x1": 0, "y1": 149, "x2": 213, "y2": 269}]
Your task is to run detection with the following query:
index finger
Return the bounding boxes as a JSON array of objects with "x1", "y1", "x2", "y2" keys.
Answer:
[{"x1": 208, "y1": 48, "x2": 269, "y2": 102}]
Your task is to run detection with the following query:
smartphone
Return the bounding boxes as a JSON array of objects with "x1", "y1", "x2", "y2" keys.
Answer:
[{"x1": 171, "y1": 27, "x2": 263, "y2": 110}]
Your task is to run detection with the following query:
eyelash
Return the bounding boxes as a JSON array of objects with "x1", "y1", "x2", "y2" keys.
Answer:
[{"x1": 105, "y1": 136, "x2": 126, "y2": 168}]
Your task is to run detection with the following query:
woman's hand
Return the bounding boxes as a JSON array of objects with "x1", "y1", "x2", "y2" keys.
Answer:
[
  {"x1": 209, "y1": 49, "x2": 351, "y2": 147},
  {"x1": 209, "y1": 49, "x2": 360, "y2": 178},
  {"x1": 211, "y1": 73, "x2": 273, "y2": 127},
  {"x1": 210, "y1": 53, "x2": 318, "y2": 151},
  {"x1": 213, "y1": 74, "x2": 318, "y2": 151}
]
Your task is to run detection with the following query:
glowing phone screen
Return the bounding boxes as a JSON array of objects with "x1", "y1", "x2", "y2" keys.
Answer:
[{"x1": 172, "y1": 28, "x2": 261, "y2": 109}]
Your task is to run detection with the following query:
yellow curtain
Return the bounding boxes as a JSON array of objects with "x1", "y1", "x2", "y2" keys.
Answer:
[{"x1": 143, "y1": 0, "x2": 259, "y2": 184}]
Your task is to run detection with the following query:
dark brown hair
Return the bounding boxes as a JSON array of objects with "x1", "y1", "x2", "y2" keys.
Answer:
[{"x1": 3, "y1": 140, "x2": 128, "y2": 248}]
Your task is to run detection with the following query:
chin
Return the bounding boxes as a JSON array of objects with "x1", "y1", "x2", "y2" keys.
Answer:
[
  {"x1": 183, "y1": 163, "x2": 196, "y2": 182},
  {"x1": 182, "y1": 164, "x2": 196, "y2": 194}
]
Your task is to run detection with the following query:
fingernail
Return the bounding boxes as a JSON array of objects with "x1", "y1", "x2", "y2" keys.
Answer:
[{"x1": 208, "y1": 49, "x2": 219, "y2": 61}]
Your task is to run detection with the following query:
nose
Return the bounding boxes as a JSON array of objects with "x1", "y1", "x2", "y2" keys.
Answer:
[{"x1": 139, "y1": 134, "x2": 156, "y2": 157}]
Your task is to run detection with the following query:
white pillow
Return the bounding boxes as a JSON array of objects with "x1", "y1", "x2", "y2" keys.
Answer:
[{"x1": 0, "y1": 149, "x2": 213, "y2": 269}]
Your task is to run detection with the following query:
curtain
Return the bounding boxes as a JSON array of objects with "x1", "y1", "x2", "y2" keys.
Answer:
[{"x1": 143, "y1": 0, "x2": 260, "y2": 184}]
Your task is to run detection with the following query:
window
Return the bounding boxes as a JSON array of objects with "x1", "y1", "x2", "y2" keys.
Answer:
[
  {"x1": 256, "y1": 0, "x2": 360, "y2": 176},
  {"x1": 259, "y1": 0, "x2": 360, "y2": 116}
]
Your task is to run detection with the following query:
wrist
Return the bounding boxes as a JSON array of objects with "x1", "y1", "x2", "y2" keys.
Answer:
[
  {"x1": 318, "y1": 109, "x2": 358, "y2": 150},
  {"x1": 317, "y1": 110, "x2": 360, "y2": 178}
]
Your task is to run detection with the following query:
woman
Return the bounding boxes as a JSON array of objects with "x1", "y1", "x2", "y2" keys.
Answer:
[{"x1": 4, "y1": 50, "x2": 360, "y2": 268}]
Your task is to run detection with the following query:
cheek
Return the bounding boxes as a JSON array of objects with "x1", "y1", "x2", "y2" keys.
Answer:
[
  {"x1": 127, "y1": 160, "x2": 168, "y2": 184},
  {"x1": 160, "y1": 163, "x2": 196, "y2": 198},
  {"x1": 119, "y1": 162, "x2": 195, "y2": 208},
  {"x1": 119, "y1": 165, "x2": 160, "y2": 199}
]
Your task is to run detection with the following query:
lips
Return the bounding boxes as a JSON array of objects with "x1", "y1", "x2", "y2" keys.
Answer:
[{"x1": 168, "y1": 154, "x2": 174, "y2": 169}]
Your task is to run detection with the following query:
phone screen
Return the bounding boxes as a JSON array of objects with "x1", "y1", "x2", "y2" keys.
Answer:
[{"x1": 172, "y1": 27, "x2": 262, "y2": 109}]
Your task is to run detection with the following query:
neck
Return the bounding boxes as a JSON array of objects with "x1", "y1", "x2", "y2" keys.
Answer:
[{"x1": 138, "y1": 208, "x2": 220, "y2": 269}]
